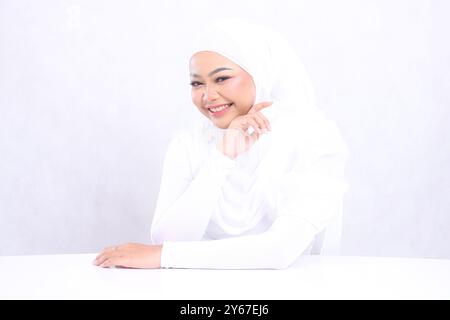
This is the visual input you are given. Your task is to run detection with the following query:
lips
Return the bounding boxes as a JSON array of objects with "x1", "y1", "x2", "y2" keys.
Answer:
[
  {"x1": 207, "y1": 103, "x2": 233, "y2": 117},
  {"x1": 207, "y1": 103, "x2": 232, "y2": 112}
]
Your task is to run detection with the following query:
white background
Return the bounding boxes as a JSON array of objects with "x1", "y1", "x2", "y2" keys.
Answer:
[{"x1": 1, "y1": 0, "x2": 449, "y2": 258}]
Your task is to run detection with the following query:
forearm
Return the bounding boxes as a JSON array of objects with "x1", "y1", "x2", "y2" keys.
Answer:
[{"x1": 160, "y1": 216, "x2": 317, "y2": 270}]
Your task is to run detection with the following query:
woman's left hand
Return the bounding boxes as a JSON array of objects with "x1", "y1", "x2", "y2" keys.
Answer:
[
  {"x1": 218, "y1": 101, "x2": 272, "y2": 159},
  {"x1": 93, "y1": 243, "x2": 162, "y2": 269}
]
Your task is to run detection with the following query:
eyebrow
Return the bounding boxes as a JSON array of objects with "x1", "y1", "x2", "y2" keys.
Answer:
[{"x1": 191, "y1": 67, "x2": 233, "y2": 78}]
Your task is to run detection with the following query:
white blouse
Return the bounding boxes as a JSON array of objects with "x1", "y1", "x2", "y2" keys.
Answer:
[{"x1": 150, "y1": 107, "x2": 349, "y2": 269}]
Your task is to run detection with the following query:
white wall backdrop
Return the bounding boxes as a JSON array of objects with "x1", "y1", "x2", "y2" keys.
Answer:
[{"x1": 1, "y1": 0, "x2": 449, "y2": 258}]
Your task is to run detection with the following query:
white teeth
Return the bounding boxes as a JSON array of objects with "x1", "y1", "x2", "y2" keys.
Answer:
[{"x1": 209, "y1": 104, "x2": 231, "y2": 112}]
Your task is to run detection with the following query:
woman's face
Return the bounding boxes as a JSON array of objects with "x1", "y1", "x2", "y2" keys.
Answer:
[{"x1": 189, "y1": 51, "x2": 256, "y2": 129}]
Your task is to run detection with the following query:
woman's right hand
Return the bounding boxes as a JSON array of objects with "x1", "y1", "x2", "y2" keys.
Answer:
[{"x1": 218, "y1": 101, "x2": 273, "y2": 159}]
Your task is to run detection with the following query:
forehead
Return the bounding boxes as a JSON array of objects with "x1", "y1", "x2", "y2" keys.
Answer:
[{"x1": 189, "y1": 51, "x2": 239, "y2": 72}]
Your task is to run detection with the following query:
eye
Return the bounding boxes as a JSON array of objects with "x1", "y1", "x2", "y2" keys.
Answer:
[
  {"x1": 190, "y1": 81, "x2": 202, "y2": 88},
  {"x1": 216, "y1": 76, "x2": 230, "y2": 83}
]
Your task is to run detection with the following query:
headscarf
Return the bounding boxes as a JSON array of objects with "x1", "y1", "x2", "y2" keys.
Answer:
[
  {"x1": 186, "y1": 19, "x2": 348, "y2": 237},
  {"x1": 189, "y1": 18, "x2": 317, "y2": 117}
]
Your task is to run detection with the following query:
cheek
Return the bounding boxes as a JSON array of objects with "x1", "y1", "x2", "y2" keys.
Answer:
[
  {"x1": 191, "y1": 90, "x2": 202, "y2": 107},
  {"x1": 191, "y1": 90, "x2": 208, "y2": 115},
  {"x1": 226, "y1": 78, "x2": 255, "y2": 109}
]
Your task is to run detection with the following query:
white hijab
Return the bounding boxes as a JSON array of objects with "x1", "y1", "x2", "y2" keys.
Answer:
[
  {"x1": 187, "y1": 20, "x2": 348, "y2": 236},
  {"x1": 190, "y1": 18, "x2": 317, "y2": 117}
]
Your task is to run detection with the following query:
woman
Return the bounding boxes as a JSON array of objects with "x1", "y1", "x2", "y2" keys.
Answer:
[{"x1": 94, "y1": 19, "x2": 349, "y2": 269}]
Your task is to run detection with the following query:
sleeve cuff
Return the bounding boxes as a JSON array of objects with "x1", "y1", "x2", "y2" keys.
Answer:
[{"x1": 160, "y1": 241, "x2": 172, "y2": 269}]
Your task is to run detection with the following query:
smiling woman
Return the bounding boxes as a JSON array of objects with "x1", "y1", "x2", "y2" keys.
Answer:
[
  {"x1": 189, "y1": 52, "x2": 258, "y2": 129},
  {"x1": 94, "y1": 18, "x2": 349, "y2": 270}
]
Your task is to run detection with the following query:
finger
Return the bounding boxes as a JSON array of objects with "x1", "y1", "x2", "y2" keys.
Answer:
[
  {"x1": 251, "y1": 131, "x2": 260, "y2": 142},
  {"x1": 94, "y1": 250, "x2": 108, "y2": 263},
  {"x1": 94, "y1": 245, "x2": 119, "y2": 263},
  {"x1": 245, "y1": 131, "x2": 259, "y2": 149},
  {"x1": 94, "y1": 252, "x2": 114, "y2": 266},
  {"x1": 94, "y1": 253, "x2": 108, "y2": 266},
  {"x1": 251, "y1": 101, "x2": 273, "y2": 113},
  {"x1": 246, "y1": 118, "x2": 262, "y2": 134},
  {"x1": 255, "y1": 111, "x2": 271, "y2": 131},
  {"x1": 99, "y1": 256, "x2": 117, "y2": 268},
  {"x1": 94, "y1": 249, "x2": 121, "y2": 266},
  {"x1": 251, "y1": 114, "x2": 269, "y2": 133},
  {"x1": 101, "y1": 255, "x2": 130, "y2": 269},
  {"x1": 248, "y1": 101, "x2": 273, "y2": 114}
]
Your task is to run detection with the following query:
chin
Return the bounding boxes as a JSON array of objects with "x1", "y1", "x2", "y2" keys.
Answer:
[
  {"x1": 212, "y1": 121, "x2": 229, "y2": 129},
  {"x1": 210, "y1": 118, "x2": 231, "y2": 129}
]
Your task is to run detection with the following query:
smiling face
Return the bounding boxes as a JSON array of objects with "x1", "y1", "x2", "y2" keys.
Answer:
[{"x1": 189, "y1": 51, "x2": 256, "y2": 129}]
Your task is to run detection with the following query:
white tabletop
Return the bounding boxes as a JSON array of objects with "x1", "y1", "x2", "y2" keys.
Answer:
[{"x1": 0, "y1": 254, "x2": 449, "y2": 299}]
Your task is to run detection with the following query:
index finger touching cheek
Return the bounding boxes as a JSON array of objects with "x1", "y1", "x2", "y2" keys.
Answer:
[{"x1": 249, "y1": 101, "x2": 273, "y2": 114}]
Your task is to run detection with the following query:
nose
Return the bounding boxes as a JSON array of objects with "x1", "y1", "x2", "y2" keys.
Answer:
[{"x1": 203, "y1": 85, "x2": 219, "y2": 103}]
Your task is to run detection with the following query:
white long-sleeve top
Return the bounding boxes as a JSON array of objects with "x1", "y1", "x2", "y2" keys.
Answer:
[{"x1": 150, "y1": 107, "x2": 349, "y2": 269}]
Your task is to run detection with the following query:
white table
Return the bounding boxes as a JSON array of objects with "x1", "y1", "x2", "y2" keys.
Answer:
[{"x1": 0, "y1": 254, "x2": 449, "y2": 299}]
